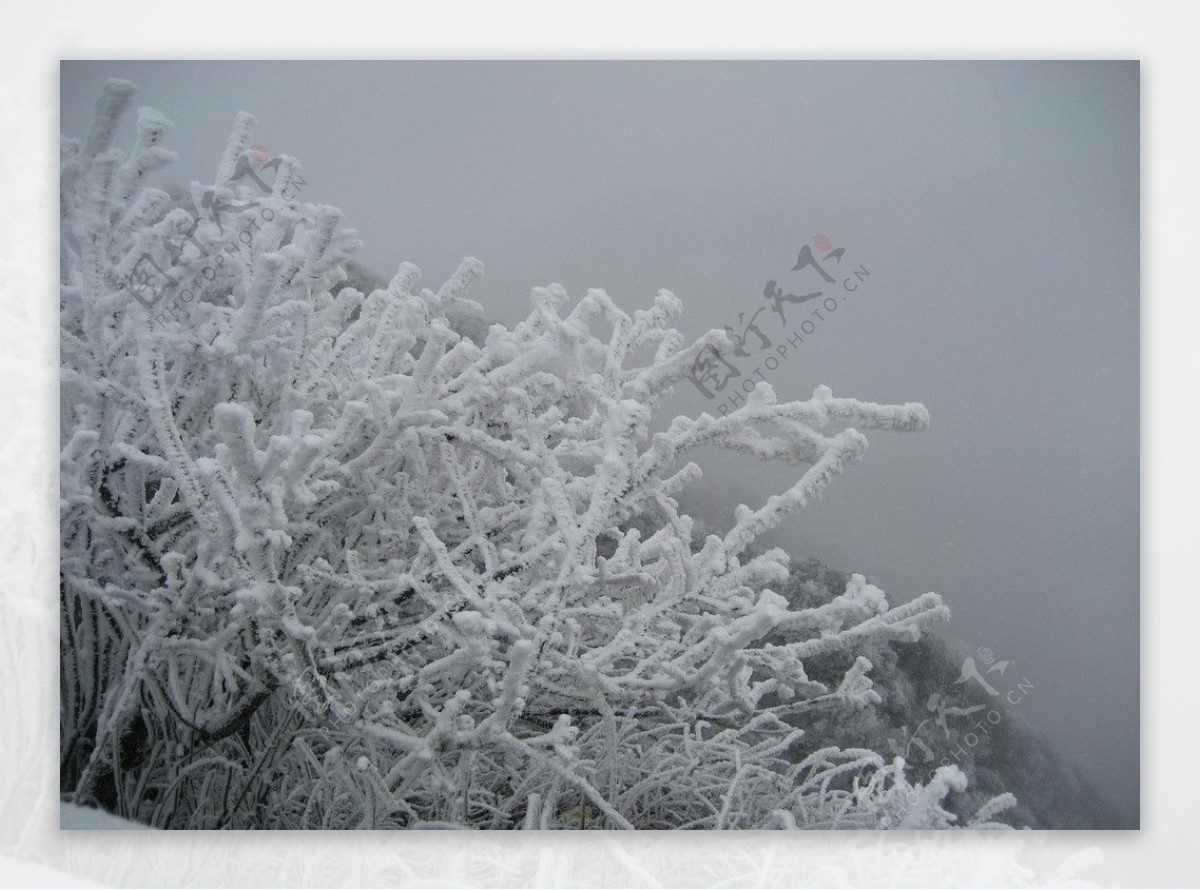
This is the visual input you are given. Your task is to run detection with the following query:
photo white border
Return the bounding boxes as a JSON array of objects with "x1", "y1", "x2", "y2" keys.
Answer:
[{"x1": 4, "y1": 1, "x2": 1195, "y2": 885}]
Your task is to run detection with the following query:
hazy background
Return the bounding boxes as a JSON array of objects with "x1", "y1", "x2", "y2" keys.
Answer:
[{"x1": 61, "y1": 61, "x2": 1139, "y2": 825}]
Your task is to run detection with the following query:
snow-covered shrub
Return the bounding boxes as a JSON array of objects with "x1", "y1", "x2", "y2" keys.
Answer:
[{"x1": 59, "y1": 80, "x2": 1015, "y2": 829}]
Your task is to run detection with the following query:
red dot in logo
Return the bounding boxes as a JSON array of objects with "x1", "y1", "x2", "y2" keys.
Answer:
[
  {"x1": 250, "y1": 144, "x2": 269, "y2": 162},
  {"x1": 813, "y1": 234, "x2": 832, "y2": 252}
]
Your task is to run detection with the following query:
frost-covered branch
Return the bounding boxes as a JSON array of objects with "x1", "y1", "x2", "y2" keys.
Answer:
[{"x1": 59, "y1": 80, "x2": 1012, "y2": 830}]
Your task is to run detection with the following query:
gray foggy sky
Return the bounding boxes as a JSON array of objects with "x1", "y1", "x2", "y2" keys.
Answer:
[{"x1": 60, "y1": 60, "x2": 1139, "y2": 824}]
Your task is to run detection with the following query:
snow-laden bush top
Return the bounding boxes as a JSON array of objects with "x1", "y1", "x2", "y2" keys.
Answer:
[{"x1": 60, "y1": 80, "x2": 1016, "y2": 829}]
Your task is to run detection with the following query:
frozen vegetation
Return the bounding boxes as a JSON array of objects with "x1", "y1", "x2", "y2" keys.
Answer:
[{"x1": 59, "y1": 81, "x2": 1021, "y2": 829}]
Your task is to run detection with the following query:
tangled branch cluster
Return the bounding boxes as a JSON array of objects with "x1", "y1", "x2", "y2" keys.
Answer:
[{"x1": 59, "y1": 80, "x2": 1015, "y2": 829}]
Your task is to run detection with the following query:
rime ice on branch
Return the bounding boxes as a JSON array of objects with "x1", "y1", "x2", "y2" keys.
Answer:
[{"x1": 59, "y1": 80, "x2": 1014, "y2": 829}]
